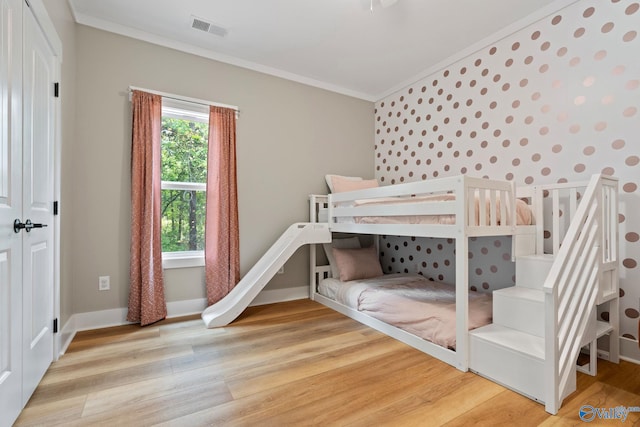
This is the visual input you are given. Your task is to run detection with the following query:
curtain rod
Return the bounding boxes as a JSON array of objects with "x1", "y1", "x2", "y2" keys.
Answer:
[{"x1": 128, "y1": 86, "x2": 239, "y2": 114}]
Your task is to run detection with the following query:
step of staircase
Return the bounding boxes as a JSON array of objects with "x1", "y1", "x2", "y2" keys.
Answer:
[
  {"x1": 469, "y1": 324, "x2": 545, "y2": 403},
  {"x1": 493, "y1": 286, "x2": 545, "y2": 337},
  {"x1": 516, "y1": 254, "x2": 554, "y2": 290}
]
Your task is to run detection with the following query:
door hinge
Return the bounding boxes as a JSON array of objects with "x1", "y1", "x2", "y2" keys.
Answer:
[
  {"x1": 53, "y1": 201, "x2": 59, "y2": 215},
  {"x1": 53, "y1": 318, "x2": 58, "y2": 334},
  {"x1": 54, "y1": 82, "x2": 60, "y2": 98}
]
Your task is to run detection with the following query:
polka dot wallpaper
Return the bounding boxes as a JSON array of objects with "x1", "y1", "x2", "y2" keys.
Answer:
[{"x1": 374, "y1": 0, "x2": 639, "y2": 342}]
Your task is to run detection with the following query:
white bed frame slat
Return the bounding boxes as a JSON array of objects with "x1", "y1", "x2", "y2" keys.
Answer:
[{"x1": 333, "y1": 200, "x2": 458, "y2": 217}]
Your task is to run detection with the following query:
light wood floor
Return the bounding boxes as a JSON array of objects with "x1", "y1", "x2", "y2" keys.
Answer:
[{"x1": 15, "y1": 299, "x2": 640, "y2": 426}]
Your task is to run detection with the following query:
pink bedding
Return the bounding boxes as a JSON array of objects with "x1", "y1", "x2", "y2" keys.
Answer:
[
  {"x1": 348, "y1": 194, "x2": 532, "y2": 226},
  {"x1": 358, "y1": 280, "x2": 492, "y2": 349},
  {"x1": 318, "y1": 274, "x2": 492, "y2": 349}
]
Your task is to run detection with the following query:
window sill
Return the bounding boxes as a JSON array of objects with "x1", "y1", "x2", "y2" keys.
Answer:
[{"x1": 162, "y1": 252, "x2": 205, "y2": 270}]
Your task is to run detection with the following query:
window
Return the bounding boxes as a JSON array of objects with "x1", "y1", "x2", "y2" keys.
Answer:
[{"x1": 160, "y1": 100, "x2": 209, "y2": 268}]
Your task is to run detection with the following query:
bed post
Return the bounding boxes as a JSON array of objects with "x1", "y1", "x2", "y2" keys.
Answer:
[
  {"x1": 534, "y1": 185, "x2": 545, "y2": 255},
  {"x1": 309, "y1": 195, "x2": 318, "y2": 300},
  {"x1": 455, "y1": 237, "x2": 469, "y2": 371},
  {"x1": 455, "y1": 176, "x2": 470, "y2": 372}
]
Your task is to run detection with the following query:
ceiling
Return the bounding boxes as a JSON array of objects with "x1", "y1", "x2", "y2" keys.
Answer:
[{"x1": 67, "y1": 0, "x2": 567, "y2": 101}]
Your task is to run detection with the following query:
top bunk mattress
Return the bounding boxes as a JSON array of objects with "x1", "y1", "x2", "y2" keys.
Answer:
[{"x1": 344, "y1": 194, "x2": 533, "y2": 226}]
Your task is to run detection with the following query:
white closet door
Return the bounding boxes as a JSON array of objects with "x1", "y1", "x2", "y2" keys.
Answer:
[
  {"x1": 0, "y1": 0, "x2": 24, "y2": 424},
  {"x1": 21, "y1": 2, "x2": 56, "y2": 405}
]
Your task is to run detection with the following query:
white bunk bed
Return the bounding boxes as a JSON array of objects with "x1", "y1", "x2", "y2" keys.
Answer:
[
  {"x1": 308, "y1": 173, "x2": 619, "y2": 414},
  {"x1": 309, "y1": 175, "x2": 534, "y2": 370},
  {"x1": 202, "y1": 172, "x2": 618, "y2": 414}
]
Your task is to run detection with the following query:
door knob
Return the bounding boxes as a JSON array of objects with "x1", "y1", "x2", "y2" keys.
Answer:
[{"x1": 14, "y1": 219, "x2": 48, "y2": 233}]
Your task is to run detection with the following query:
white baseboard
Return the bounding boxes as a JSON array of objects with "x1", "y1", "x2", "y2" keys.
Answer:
[
  {"x1": 57, "y1": 286, "x2": 308, "y2": 355},
  {"x1": 167, "y1": 298, "x2": 208, "y2": 317},
  {"x1": 619, "y1": 336, "x2": 640, "y2": 365},
  {"x1": 249, "y1": 285, "x2": 309, "y2": 306},
  {"x1": 58, "y1": 316, "x2": 77, "y2": 356}
]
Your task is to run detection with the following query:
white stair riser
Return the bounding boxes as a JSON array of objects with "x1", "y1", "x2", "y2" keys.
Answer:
[
  {"x1": 470, "y1": 335, "x2": 545, "y2": 403},
  {"x1": 493, "y1": 292, "x2": 544, "y2": 337},
  {"x1": 514, "y1": 234, "x2": 536, "y2": 257},
  {"x1": 516, "y1": 256, "x2": 554, "y2": 290}
]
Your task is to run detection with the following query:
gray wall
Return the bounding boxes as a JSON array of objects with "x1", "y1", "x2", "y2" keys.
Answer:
[{"x1": 71, "y1": 25, "x2": 374, "y2": 313}]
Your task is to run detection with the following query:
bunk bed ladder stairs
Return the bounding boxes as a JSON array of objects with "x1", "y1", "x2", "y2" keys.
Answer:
[
  {"x1": 469, "y1": 174, "x2": 619, "y2": 415},
  {"x1": 469, "y1": 255, "x2": 562, "y2": 407}
]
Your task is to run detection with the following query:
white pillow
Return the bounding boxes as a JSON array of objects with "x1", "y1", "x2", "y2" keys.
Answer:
[
  {"x1": 325, "y1": 174, "x2": 362, "y2": 193},
  {"x1": 323, "y1": 237, "x2": 361, "y2": 278}
]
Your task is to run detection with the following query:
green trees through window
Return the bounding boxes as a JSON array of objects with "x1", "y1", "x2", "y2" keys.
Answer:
[{"x1": 160, "y1": 116, "x2": 208, "y2": 253}]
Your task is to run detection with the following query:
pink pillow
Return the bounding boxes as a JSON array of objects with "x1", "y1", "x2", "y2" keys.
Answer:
[
  {"x1": 332, "y1": 246, "x2": 383, "y2": 282},
  {"x1": 331, "y1": 176, "x2": 378, "y2": 193},
  {"x1": 323, "y1": 237, "x2": 361, "y2": 278}
]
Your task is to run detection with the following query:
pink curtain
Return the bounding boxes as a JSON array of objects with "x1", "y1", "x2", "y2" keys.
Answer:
[
  {"x1": 205, "y1": 106, "x2": 240, "y2": 305},
  {"x1": 127, "y1": 90, "x2": 167, "y2": 325}
]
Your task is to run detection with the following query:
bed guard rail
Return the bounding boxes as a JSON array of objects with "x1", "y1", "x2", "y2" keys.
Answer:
[{"x1": 326, "y1": 175, "x2": 518, "y2": 236}]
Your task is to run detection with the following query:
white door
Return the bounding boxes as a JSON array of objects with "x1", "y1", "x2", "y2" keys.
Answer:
[
  {"x1": 21, "y1": 2, "x2": 56, "y2": 404},
  {"x1": 0, "y1": 2, "x2": 56, "y2": 425},
  {"x1": 0, "y1": 0, "x2": 24, "y2": 424}
]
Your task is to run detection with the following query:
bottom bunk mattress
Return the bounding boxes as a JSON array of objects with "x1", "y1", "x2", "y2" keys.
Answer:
[{"x1": 317, "y1": 273, "x2": 493, "y2": 349}]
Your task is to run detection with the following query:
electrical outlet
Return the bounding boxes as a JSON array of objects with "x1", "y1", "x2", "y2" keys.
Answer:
[{"x1": 99, "y1": 276, "x2": 110, "y2": 291}]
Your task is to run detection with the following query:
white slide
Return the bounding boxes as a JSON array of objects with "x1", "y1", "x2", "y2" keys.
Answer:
[{"x1": 202, "y1": 222, "x2": 331, "y2": 328}]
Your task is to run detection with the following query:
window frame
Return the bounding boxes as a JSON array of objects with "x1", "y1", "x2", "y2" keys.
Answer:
[{"x1": 160, "y1": 99, "x2": 209, "y2": 269}]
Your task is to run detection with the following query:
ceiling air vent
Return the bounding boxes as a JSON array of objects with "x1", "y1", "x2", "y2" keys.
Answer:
[{"x1": 191, "y1": 16, "x2": 228, "y2": 37}]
